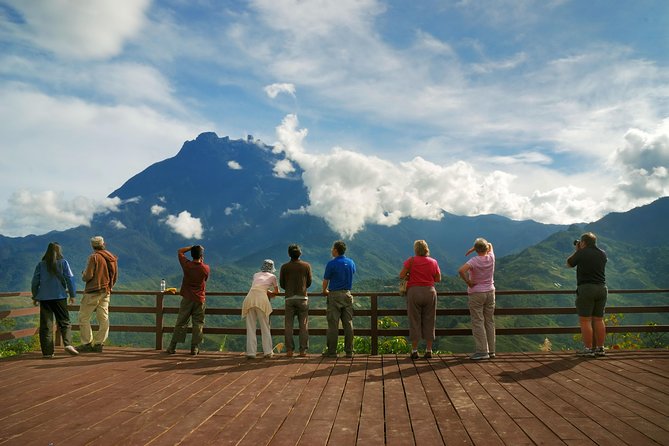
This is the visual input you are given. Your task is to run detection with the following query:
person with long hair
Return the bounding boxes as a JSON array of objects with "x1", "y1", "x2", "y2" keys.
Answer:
[{"x1": 31, "y1": 242, "x2": 79, "y2": 358}]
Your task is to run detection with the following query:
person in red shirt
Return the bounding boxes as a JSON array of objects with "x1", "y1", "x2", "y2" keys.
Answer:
[
  {"x1": 399, "y1": 240, "x2": 441, "y2": 360},
  {"x1": 166, "y1": 245, "x2": 210, "y2": 355}
]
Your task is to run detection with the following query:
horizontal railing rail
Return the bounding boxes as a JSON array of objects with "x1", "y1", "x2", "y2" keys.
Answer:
[{"x1": 2, "y1": 289, "x2": 668, "y2": 355}]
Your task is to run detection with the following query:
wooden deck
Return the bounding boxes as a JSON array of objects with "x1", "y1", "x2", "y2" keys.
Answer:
[{"x1": 1, "y1": 349, "x2": 668, "y2": 446}]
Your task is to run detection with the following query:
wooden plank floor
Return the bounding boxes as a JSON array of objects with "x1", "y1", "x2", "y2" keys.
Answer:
[{"x1": 1, "y1": 349, "x2": 668, "y2": 446}]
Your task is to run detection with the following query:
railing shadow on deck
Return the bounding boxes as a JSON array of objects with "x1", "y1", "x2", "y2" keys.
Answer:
[{"x1": 2, "y1": 289, "x2": 668, "y2": 355}]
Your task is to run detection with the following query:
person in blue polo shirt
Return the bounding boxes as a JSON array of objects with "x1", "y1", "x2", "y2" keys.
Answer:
[{"x1": 322, "y1": 240, "x2": 356, "y2": 358}]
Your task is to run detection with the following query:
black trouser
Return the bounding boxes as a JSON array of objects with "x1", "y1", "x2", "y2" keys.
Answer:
[{"x1": 39, "y1": 299, "x2": 73, "y2": 355}]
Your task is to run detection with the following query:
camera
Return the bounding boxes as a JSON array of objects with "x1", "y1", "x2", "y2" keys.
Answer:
[{"x1": 573, "y1": 239, "x2": 580, "y2": 246}]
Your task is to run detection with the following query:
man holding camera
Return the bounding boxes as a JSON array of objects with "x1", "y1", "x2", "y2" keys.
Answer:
[{"x1": 567, "y1": 232, "x2": 608, "y2": 357}]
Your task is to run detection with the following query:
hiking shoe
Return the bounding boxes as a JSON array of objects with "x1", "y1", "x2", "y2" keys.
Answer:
[
  {"x1": 190, "y1": 347, "x2": 199, "y2": 356},
  {"x1": 92, "y1": 344, "x2": 103, "y2": 353},
  {"x1": 322, "y1": 352, "x2": 338, "y2": 358},
  {"x1": 298, "y1": 351, "x2": 307, "y2": 357},
  {"x1": 64, "y1": 345, "x2": 79, "y2": 356},
  {"x1": 78, "y1": 343, "x2": 94, "y2": 353},
  {"x1": 423, "y1": 351, "x2": 432, "y2": 359},
  {"x1": 594, "y1": 347, "x2": 606, "y2": 357},
  {"x1": 488, "y1": 352, "x2": 496, "y2": 359},
  {"x1": 410, "y1": 351, "x2": 419, "y2": 360},
  {"x1": 470, "y1": 352, "x2": 490, "y2": 360},
  {"x1": 578, "y1": 347, "x2": 595, "y2": 358}
]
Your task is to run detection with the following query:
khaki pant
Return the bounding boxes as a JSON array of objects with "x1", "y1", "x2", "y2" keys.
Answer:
[
  {"x1": 79, "y1": 291, "x2": 110, "y2": 345},
  {"x1": 406, "y1": 286, "x2": 437, "y2": 343},
  {"x1": 468, "y1": 291, "x2": 496, "y2": 354},
  {"x1": 326, "y1": 291, "x2": 354, "y2": 355}
]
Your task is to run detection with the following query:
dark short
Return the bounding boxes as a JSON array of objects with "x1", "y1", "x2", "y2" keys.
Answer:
[{"x1": 575, "y1": 283, "x2": 608, "y2": 317}]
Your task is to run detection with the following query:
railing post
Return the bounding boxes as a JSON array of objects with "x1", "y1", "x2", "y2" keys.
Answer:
[
  {"x1": 371, "y1": 294, "x2": 378, "y2": 355},
  {"x1": 156, "y1": 292, "x2": 164, "y2": 350}
]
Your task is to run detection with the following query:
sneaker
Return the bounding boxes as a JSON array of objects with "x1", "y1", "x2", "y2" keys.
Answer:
[
  {"x1": 78, "y1": 343, "x2": 94, "y2": 353},
  {"x1": 43, "y1": 354, "x2": 55, "y2": 359},
  {"x1": 322, "y1": 352, "x2": 338, "y2": 358},
  {"x1": 488, "y1": 352, "x2": 496, "y2": 359},
  {"x1": 470, "y1": 352, "x2": 490, "y2": 360},
  {"x1": 64, "y1": 345, "x2": 79, "y2": 356},
  {"x1": 264, "y1": 353, "x2": 274, "y2": 359},
  {"x1": 410, "y1": 351, "x2": 419, "y2": 360},
  {"x1": 578, "y1": 347, "x2": 595, "y2": 358},
  {"x1": 423, "y1": 351, "x2": 432, "y2": 359},
  {"x1": 298, "y1": 351, "x2": 307, "y2": 357},
  {"x1": 190, "y1": 347, "x2": 199, "y2": 356},
  {"x1": 92, "y1": 344, "x2": 103, "y2": 353},
  {"x1": 165, "y1": 345, "x2": 177, "y2": 354},
  {"x1": 286, "y1": 350, "x2": 294, "y2": 358},
  {"x1": 594, "y1": 347, "x2": 606, "y2": 357},
  {"x1": 246, "y1": 355, "x2": 256, "y2": 359}
]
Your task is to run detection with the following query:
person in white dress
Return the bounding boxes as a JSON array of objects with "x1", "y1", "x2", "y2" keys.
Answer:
[{"x1": 242, "y1": 259, "x2": 279, "y2": 358}]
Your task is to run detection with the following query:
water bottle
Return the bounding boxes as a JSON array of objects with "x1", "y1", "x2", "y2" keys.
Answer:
[{"x1": 160, "y1": 279, "x2": 166, "y2": 292}]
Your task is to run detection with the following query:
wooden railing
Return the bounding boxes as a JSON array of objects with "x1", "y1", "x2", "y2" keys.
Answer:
[{"x1": 2, "y1": 289, "x2": 668, "y2": 355}]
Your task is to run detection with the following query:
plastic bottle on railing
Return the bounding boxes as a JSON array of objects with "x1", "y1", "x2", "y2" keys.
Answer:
[{"x1": 160, "y1": 279, "x2": 166, "y2": 293}]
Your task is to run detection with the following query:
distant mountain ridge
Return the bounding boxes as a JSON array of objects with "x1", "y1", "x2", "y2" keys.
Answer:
[{"x1": 1, "y1": 133, "x2": 666, "y2": 292}]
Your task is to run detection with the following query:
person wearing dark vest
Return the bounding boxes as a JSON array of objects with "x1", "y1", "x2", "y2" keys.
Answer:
[{"x1": 567, "y1": 232, "x2": 608, "y2": 358}]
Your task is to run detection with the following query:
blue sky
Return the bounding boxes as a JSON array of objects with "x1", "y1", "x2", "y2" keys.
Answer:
[{"x1": 0, "y1": 0, "x2": 668, "y2": 238}]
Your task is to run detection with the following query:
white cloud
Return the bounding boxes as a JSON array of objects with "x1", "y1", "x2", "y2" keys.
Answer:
[
  {"x1": 1, "y1": 0, "x2": 151, "y2": 60},
  {"x1": 607, "y1": 119, "x2": 669, "y2": 206},
  {"x1": 164, "y1": 210, "x2": 203, "y2": 239},
  {"x1": 224, "y1": 203, "x2": 241, "y2": 216},
  {"x1": 273, "y1": 159, "x2": 296, "y2": 177},
  {"x1": 151, "y1": 204, "x2": 166, "y2": 215},
  {"x1": 0, "y1": 84, "x2": 210, "y2": 234},
  {"x1": 110, "y1": 219, "x2": 127, "y2": 229},
  {"x1": 232, "y1": 2, "x2": 669, "y2": 166},
  {"x1": 227, "y1": 160, "x2": 242, "y2": 170},
  {"x1": 489, "y1": 151, "x2": 553, "y2": 166},
  {"x1": 264, "y1": 83, "x2": 296, "y2": 99},
  {"x1": 0, "y1": 191, "x2": 121, "y2": 237},
  {"x1": 273, "y1": 114, "x2": 612, "y2": 237}
]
